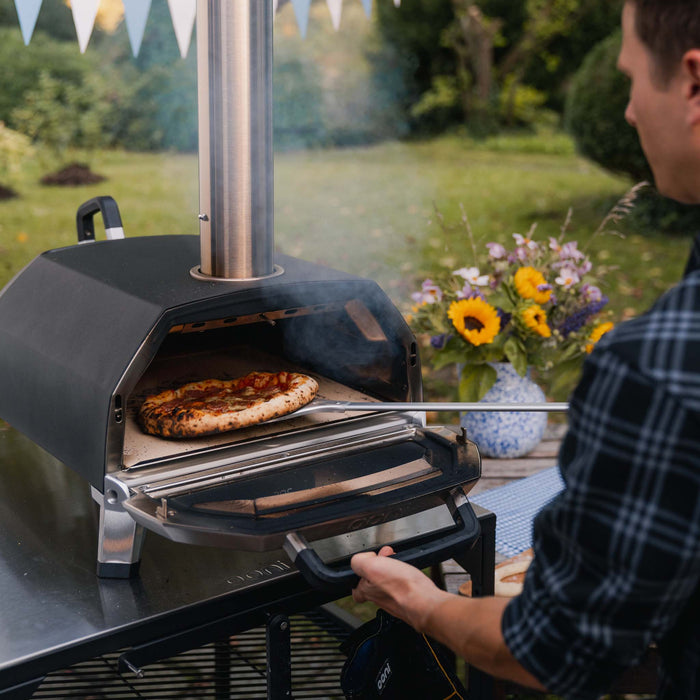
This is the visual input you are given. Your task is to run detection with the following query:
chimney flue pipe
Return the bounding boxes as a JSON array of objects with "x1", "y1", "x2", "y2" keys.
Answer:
[{"x1": 195, "y1": 0, "x2": 276, "y2": 281}]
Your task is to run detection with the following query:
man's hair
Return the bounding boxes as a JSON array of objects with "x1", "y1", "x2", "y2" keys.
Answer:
[{"x1": 631, "y1": 0, "x2": 700, "y2": 83}]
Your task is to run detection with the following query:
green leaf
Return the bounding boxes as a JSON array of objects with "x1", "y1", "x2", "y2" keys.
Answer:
[
  {"x1": 548, "y1": 358, "x2": 584, "y2": 398},
  {"x1": 504, "y1": 336, "x2": 528, "y2": 376},
  {"x1": 458, "y1": 363, "x2": 498, "y2": 403}
]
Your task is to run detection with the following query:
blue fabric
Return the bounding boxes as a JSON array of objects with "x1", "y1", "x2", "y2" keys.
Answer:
[{"x1": 471, "y1": 467, "x2": 564, "y2": 558}]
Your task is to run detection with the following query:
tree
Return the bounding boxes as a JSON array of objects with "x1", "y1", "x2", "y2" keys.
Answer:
[{"x1": 376, "y1": 0, "x2": 623, "y2": 133}]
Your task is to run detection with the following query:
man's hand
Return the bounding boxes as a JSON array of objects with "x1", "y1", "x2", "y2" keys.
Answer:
[
  {"x1": 351, "y1": 546, "x2": 545, "y2": 691},
  {"x1": 350, "y1": 546, "x2": 451, "y2": 632}
]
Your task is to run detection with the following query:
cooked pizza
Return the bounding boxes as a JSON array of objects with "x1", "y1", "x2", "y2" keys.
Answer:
[{"x1": 138, "y1": 371, "x2": 319, "y2": 439}]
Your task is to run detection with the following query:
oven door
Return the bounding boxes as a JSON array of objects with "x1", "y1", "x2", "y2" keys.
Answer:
[{"x1": 114, "y1": 416, "x2": 481, "y2": 586}]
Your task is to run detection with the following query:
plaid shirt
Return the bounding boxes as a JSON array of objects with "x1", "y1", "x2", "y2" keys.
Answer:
[{"x1": 502, "y1": 234, "x2": 700, "y2": 699}]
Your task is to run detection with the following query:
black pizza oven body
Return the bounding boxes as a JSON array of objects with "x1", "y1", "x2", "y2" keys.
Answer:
[{"x1": 0, "y1": 235, "x2": 421, "y2": 491}]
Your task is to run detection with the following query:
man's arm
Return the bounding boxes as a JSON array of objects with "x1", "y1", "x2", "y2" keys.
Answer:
[{"x1": 351, "y1": 547, "x2": 545, "y2": 691}]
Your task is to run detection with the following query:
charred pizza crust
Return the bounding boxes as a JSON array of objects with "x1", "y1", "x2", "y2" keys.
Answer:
[{"x1": 138, "y1": 371, "x2": 319, "y2": 439}]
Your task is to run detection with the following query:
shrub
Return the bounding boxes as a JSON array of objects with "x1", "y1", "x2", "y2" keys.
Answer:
[
  {"x1": 0, "y1": 28, "x2": 92, "y2": 129},
  {"x1": 565, "y1": 31, "x2": 650, "y2": 181},
  {"x1": 566, "y1": 31, "x2": 700, "y2": 234},
  {"x1": 0, "y1": 122, "x2": 34, "y2": 183}
]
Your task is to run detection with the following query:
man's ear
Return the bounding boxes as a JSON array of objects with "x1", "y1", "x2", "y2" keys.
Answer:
[{"x1": 682, "y1": 49, "x2": 700, "y2": 126}]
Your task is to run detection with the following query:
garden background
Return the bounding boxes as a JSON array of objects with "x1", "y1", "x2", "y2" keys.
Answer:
[{"x1": 0, "y1": 0, "x2": 697, "y2": 398}]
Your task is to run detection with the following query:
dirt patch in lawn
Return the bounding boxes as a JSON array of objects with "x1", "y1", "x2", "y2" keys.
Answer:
[
  {"x1": 0, "y1": 183, "x2": 18, "y2": 200},
  {"x1": 40, "y1": 162, "x2": 106, "y2": 186}
]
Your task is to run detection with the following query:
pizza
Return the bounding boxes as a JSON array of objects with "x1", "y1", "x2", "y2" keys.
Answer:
[{"x1": 138, "y1": 371, "x2": 319, "y2": 439}]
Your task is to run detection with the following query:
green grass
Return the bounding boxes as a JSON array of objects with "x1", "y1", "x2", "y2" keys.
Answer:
[{"x1": 2, "y1": 135, "x2": 692, "y2": 317}]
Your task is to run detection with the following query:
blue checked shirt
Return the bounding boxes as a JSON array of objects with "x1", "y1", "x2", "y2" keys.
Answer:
[{"x1": 502, "y1": 234, "x2": 700, "y2": 699}]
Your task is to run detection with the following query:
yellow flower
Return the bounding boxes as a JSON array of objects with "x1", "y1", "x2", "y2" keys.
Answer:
[
  {"x1": 585, "y1": 322, "x2": 614, "y2": 353},
  {"x1": 447, "y1": 298, "x2": 500, "y2": 347},
  {"x1": 521, "y1": 304, "x2": 551, "y2": 338},
  {"x1": 514, "y1": 267, "x2": 552, "y2": 304}
]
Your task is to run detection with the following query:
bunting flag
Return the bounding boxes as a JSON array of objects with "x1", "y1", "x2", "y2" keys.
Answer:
[
  {"x1": 122, "y1": 0, "x2": 152, "y2": 57},
  {"x1": 290, "y1": 0, "x2": 311, "y2": 38},
  {"x1": 167, "y1": 0, "x2": 196, "y2": 59},
  {"x1": 70, "y1": 0, "x2": 100, "y2": 53},
  {"x1": 14, "y1": 0, "x2": 42, "y2": 46},
  {"x1": 12, "y1": 0, "x2": 392, "y2": 52},
  {"x1": 326, "y1": 0, "x2": 342, "y2": 30}
]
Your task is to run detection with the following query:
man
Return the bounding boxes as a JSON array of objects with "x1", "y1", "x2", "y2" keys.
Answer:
[{"x1": 351, "y1": 1, "x2": 700, "y2": 697}]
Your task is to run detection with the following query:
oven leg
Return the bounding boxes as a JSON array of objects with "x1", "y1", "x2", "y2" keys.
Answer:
[
  {"x1": 453, "y1": 508, "x2": 496, "y2": 700},
  {"x1": 266, "y1": 614, "x2": 292, "y2": 699},
  {"x1": 91, "y1": 486, "x2": 146, "y2": 578}
]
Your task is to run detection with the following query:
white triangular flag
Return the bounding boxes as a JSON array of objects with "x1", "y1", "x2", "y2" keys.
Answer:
[
  {"x1": 394, "y1": 0, "x2": 401, "y2": 6},
  {"x1": 167, "y1": 0, "x2": 196, "y2": 58},
  {"x1": 326, "y1": 0, "x2": 342, "y2": 30},
  {"x1": 14, "y1": 0, "x2": 43, "y2": 45},
  {"x1": 122, "y1": 0, "x2": 151, "y2": 57},
  {"x1": 70, "y1": 0, "x2": 100, "y2": 53},
  {"x1": 291, "y1": 0, "x2": 311, "y2": 37},
  {"x1": 360, "y1": 0, "x2": 372, "y2": 18}
]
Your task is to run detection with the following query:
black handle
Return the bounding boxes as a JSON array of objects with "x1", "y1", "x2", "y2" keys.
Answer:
[
  {"x1": 283, "y1": 488, "x2": 480, "y2": 593},
  {"x1": 76, "y1": 196, "x2": 124, "y2": 242}
]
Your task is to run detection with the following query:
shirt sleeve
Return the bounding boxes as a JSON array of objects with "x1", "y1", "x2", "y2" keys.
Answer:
[{"x1": 501, "y1": 345, "x2": 700, "y2": 699}]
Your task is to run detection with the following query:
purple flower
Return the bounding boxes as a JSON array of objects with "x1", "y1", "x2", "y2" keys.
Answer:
[
  {"x1": 411, "y1": 279, "x2": 443, "y2": 305},
  {"x1": 486, "y1": 242, "x2": 507, "y2": 259},
  {"x1": 577, "y1": 260, "x2": 593, "y2": 276},
  {"x1": 431, "y1": 333, "x2": 450, "y2": 349},
  {"x1": 496, "y1": 308, "x2": 512, "y2": 331},
  {"x1": 557, "y1": 297, "x2": 609, "y2": 337},
  {"x1": 560, "y1": 241, "x2": 585, "y2": 261},
  {"x1": 457, "y1": 282, "x2": 486, "y2": 301},
  {"x1": 581, "y1": 284, "x2": 603, "y2": 303}
]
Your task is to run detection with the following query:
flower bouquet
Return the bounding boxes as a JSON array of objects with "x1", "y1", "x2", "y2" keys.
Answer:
[{"x1": 409, "y1": 215, "x2": 617, "y2": 403}]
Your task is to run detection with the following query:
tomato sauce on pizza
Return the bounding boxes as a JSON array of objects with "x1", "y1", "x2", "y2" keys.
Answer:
[{"x1": 138, "y1": 371, "x2": 319, "y2": 439}]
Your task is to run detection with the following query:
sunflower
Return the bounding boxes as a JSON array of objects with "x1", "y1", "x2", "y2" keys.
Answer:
[
  {"x1": 521, "y1": 304, "x2": 551, "y2": 338},
  {"x1": 447, "y1": 298, "x2": 500, "y2": 346},
  {"x1": 514, "y1": 267, "x2": 552, "y2": 304},
  {"x1": 585, "y1": 322, "x2": 614, "y2": 353}
]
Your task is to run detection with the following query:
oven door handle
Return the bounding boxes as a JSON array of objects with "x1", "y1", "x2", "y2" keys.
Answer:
[{"x1": 283, "y1": 487, "x2": 479, "y2": 593}]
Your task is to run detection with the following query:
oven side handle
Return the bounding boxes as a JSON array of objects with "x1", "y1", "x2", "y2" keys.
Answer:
[{"x1": 283, "y1": 487, "x2": 479, "y2": 594}]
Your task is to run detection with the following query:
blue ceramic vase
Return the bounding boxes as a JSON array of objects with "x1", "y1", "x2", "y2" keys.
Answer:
[{"x1": 459, "y1": 362, "x2": 547, "y2": 458}]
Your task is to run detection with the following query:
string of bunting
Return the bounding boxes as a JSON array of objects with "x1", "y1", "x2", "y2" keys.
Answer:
[{"x1": 13, "y1": 0, "x2": 401, "y2": 56}]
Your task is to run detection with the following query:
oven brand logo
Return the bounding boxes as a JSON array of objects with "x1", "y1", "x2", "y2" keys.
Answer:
[
  {"x1": 226, "y1": 560, "x2": 291, "y2": 587},
  {"x1": 375, "y1": 659, "x2": 392, "y2": 694}
]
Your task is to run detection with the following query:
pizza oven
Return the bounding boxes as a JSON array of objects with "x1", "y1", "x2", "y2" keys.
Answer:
[{"x1": 0, "y1": 0, "x2": 483, "y2": 583}]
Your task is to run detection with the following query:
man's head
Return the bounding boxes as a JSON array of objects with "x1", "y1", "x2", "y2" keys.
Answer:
[{"x1": 618, "y1": 0, "x2": 700, "y2": 203}]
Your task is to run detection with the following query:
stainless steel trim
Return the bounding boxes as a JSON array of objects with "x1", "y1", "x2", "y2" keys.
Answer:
[
  {"x1": 91, "y1": 485, "x2": 146, "y2": 568},
  {"x1": 189, "y1": 264, "x2": 284, "y2": 283},
  {"x1": 196, "y1": 0, "x2": 274, "y2": 280},
  {"x1": 105, "y1": 226, "x2": 125, "y2": 240},
  {"x1": 282, "y1": 532, "x2": 306, "y2": 562},
  {"x1": 132, "y1": 425, "x2": 420, "y2": 500}
]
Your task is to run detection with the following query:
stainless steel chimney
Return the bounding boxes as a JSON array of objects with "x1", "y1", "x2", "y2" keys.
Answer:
[{"x1": 195, "y1": 0, "x2": 277, "y2": 281}]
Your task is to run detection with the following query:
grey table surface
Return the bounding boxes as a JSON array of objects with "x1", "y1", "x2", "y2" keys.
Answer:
[{"x1": 0, "y1": 424, "x2": 475, "y2": 692}]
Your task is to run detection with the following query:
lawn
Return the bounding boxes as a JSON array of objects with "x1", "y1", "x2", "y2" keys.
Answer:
[{"x1": 2, "y1": 134, "x2": 692, "y2": 315}]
